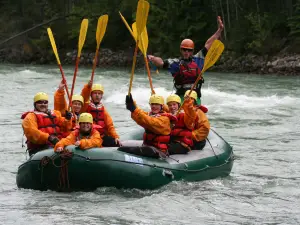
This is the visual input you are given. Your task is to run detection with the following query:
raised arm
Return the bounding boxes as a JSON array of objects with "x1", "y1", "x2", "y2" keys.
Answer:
[
  {"x1": 54, "y1": 80, "x2": 67, "y2": 115},
  {"x1": 204, "y1": 16, "x2": 224, "y2": 51}
]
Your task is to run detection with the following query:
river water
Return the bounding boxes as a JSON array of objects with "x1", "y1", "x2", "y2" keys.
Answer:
[{"x1": 0, "y1": 64, "x2": 299, "y2": 224}]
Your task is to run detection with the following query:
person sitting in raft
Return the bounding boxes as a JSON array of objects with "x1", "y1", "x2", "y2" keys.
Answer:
[
  {"x1": 21, "y1": 92, "x2": 73, "y2": 156},
  {"x1": 54, "y1": 80, "x2": 85, "y2": 137},
  {"x1": 54, "y1": 113, "x2": 102, "y2": 152},
  {"x1": 184, "y1": 90, "x2": 210, "y2": 150},
  {"x1": 148, "y1": 16, "x2": 224, "y2": 106},
  {"x1": 125, "y1": 93, "x2": 177, "y2": 155},
  {"x1": 81, "y1": 80, "x2": 120, "y2": 147},
  {"x1": 166, "y1": 94, "x2": 197, "y2": 154}
]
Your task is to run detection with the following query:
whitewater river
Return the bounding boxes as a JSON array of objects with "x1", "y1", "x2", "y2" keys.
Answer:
[{"x1": 0, "y1": 64, "x2": 299, "y2": 224}]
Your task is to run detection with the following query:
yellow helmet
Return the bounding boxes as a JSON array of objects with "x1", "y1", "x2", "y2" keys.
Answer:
[
  {"x1": 91, "y1": 84, "x2": 104, "y2": 94},
  {"x1": 149, "y1": 94, "x2": 164, "y2": 105},
  {"x1": 166, "y1": 94, "x2": 181, "y2": 105},
  {"x1": 78, "y1": 113, "x2": 93, "y2": 123},
  {"x1": 72, "y1": 94, "x2": 84, "y2": 104},
  {"x1": 184, "y1": 90, "x2": 198, "y2": 100},
  {"x1": 34, "y1": 92, "x2": 48, "y2": 103}
]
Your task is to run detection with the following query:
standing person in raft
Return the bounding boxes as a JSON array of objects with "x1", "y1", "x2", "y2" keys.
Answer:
[
  {"x1": 148, "y1": 16, "x2": 224, "y2": 108},
  {"x1": 166, "y1": 94, "x2": 197, "y2": 154},
  {"x1": 125, "y1": 94, "x2": 177, "y2": 154},
  {"x1": 81, "y1": 80, "x2": 120, "y2": 147},
  {"x1": 54, "y1": 113, "x2": 102, "y2": 152},
  {"x1": 54, "y1": 80, "x2": 85, "y2": 137},
  {"x1": 21, "y1": 92, "x2": 73, "y2": 156}
]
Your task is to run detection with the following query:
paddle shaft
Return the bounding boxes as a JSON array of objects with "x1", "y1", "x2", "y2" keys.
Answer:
[
  {"x1": 143, "y1": 55, "x2": 155, "y2": 94},
  {"x1": 187, "y1": 73, "x2": 203, "y2": 97},
  {"x1": 90, "y1": 48, "x2": 99, "y2": 85},
  {"x1": 58, "y1": 64, "x2": 71, "y2": 101},
  {"x1": 175, "y1": 73, "x2": 203, "y2": 116},
  {"x1": 69, "y1": 57, "x2": 80, "y2": 109},
  {"x1": 128, "y1": 41, "x2": 139, "y2": 95}
]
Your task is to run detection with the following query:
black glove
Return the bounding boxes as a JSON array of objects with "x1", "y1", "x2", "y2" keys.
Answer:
[
  {"x1": 48, "y1": 134, "x2": 60, "y2": 145},
  {"x1": 65, "y1": 110, "x2": 72, "y2": 120},
  {"x1": 126, "y1": 94, "x2": 136, "y2": 112}
]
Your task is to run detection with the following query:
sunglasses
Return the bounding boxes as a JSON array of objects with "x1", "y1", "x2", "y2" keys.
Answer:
[
  {"x1": 181, "y1": 48, "x2": 193, "y2": 52},
  {"x1": 36, "y1": 100, "x2": 48, "y2": 104}
]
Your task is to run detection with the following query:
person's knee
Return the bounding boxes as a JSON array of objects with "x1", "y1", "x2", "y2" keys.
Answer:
[
  {"x1": 102, "y1": 136, "x2": 118, "y2": 147},
  {"x1": 168, "y1": 142, "x2": 189, "y2": 155},
  {"x1": 193, "y1": 140, "x2": 206, "y2": 150}
]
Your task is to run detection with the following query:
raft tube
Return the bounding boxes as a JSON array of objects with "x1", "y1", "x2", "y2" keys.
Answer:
[{"x1": 16, "y1": 129, "x2": 234, "y2": 191}]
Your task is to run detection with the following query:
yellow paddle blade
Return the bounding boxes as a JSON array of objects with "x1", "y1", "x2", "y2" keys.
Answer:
[
  {"x1": 96, "y1": 15, "x2": 108, "y2": 49},
  {"x1": 202, "y1": 40, "x2": 224, "y2": 73},
  {"x1": 132, "y1": 23, "x2": 147, "y2": 56},
  {"x1": 132, "y1": 22, "x2": 137, "y2": 40},
  {"x1": 136, "y1": 0, "x2": 149, "y2": 39},
  {"x1": 47, "y1": 28, "x2": 61, "y2": 65},
  {"x1": 77, "y1": 19, "x2": 89, "y2": 57},
  {"x1": 141, "y1": 26, "x2": 148, "y2": 55},
  {"x1": 119, "y1": 11, "x2": 135, "y2": 39}
]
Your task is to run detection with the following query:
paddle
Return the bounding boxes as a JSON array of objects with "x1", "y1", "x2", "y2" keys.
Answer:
[
  {"x1": 47, "y1": 28, "x2": 70, "y2": 101},
  {"x1": 128, "y1": 0, "x2": 150, "y2": 95},
  {"x1": 119, "y1": 11, "x2": 135, "y2": 38},
  {"x1": 120, "y1": 10, "x2": 159, "y2": 75},
  {"x1": 132, "y1": 23, "x2": 155, "y2": 94},
  {"x1": 177, "y1": 40, "x2": 225, "y2": 114},
  {"x1": 69, "y1": 18, "x2": 88, "y2": 109},
  {"x1": 90, "y1": 15, "x2": 108, "y2": 86},
  {"x1": 119, "y1": 14, "x2": 147, "y2": 58}
]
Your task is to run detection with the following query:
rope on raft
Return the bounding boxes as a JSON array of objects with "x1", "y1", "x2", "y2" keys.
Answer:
[{"x1": 40, "y1": 150, "x2": 73, "y2": 191}]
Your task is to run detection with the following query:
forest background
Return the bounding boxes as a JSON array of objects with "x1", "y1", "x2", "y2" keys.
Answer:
[{"x1": 1, "y1": 0, "x2": 300, "y2": 74}]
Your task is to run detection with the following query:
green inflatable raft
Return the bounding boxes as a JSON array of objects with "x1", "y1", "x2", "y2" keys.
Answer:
[{"x1": 16, "y1": 129, "x2": 234, "y2": 191}]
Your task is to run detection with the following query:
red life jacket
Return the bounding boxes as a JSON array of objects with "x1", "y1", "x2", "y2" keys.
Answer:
[
  {"x1": 196, "y1": 105, "x2": 208, "y2": 113},
  {"x1": 21, "y1": 110, "x2": 63, "y2": 150},
  {"x1": 172, "y1": 60, "x2": 204, "y2": 97},
  {"x1": 86, "y1": 102, "x2": 105, "y2": 135},
  {"x1": 170, "y1": 111, "x2": 193, "y2": 147},
  {"x1": 173, "y1": 60, "x2": 202, "y2": 85},
  {"x1": 143, "y1": 112, "x2": 177, "y2": 152}
]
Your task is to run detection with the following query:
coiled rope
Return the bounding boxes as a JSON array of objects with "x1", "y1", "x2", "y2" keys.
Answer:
[{"x1": 40, "y1": 150, "x2": 73, "y2": 190}]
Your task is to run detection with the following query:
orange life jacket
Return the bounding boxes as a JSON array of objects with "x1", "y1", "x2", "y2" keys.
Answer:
[
  {"x1": 143, "y1": 112, "x2": 177, "y2": 152},
  {"x1": 86, "y1": 102, "x2": 105, "y2": 135},
  {"x1": 170, "y1": 111, "x2": 193, "y2": 147},
  {"x1": 21, "y1": 110, "x2": 63, "y2": 150}
]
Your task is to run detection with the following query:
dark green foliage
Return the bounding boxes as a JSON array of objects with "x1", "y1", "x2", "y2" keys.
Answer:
[
  {"x1": 0, "y1": 0, "x2": 299, "y2": 56},
  {"x1": 287, "y1": 0, "x2": 300, "y2": 52}
]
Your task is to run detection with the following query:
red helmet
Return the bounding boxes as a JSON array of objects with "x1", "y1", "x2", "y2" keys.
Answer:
[{"x1": 180, "y1": 39, "x2": 194, "y2": 49}]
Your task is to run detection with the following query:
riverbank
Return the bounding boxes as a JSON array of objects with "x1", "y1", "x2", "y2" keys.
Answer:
[
  {"x1": 1, "y1": 47, "x2": 300, "y2": 75},
  {"x1": 213, "y1": 51, "x2": 300, "y2": 75}
]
